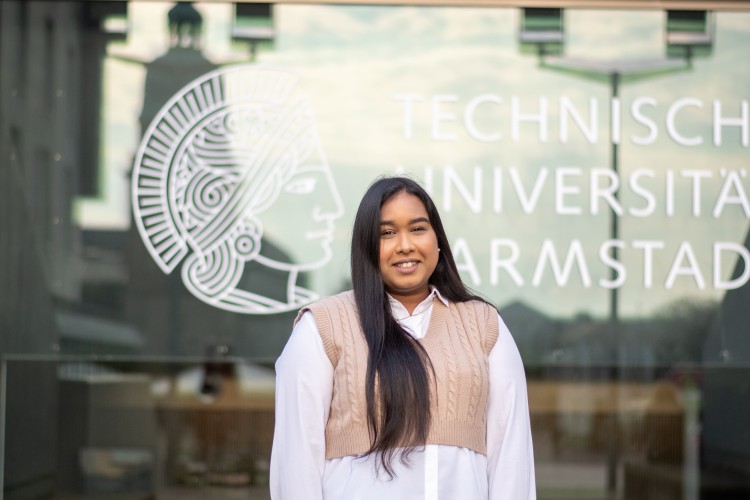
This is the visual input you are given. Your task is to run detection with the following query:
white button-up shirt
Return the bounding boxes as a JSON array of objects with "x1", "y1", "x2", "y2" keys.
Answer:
[{"x1": 270, "y1": 289, "x2": 536, "y2": 500}]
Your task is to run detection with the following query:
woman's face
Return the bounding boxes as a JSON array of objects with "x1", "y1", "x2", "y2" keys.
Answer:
[{"x1": 378, "y1": 192, "x2": 439, "y2": 305}]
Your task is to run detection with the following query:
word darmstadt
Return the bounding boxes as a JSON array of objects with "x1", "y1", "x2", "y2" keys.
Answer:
[{"x1": 450, "y1": 237, "x2": 749, "y2": 291}]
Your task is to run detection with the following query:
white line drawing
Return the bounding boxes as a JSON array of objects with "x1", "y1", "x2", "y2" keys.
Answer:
[{"x1": 132, "y1": 65, "x2": 343, "y2": 314}]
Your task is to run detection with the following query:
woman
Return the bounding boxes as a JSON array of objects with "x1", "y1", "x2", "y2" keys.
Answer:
[{"x1": 270, "y1": 176, "x2": 535, "y2": 499}]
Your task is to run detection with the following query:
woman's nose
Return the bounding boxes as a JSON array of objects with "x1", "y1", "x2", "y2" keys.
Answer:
[{"x1": 396, "y1": 232, "x2": 414, "y2": 253}]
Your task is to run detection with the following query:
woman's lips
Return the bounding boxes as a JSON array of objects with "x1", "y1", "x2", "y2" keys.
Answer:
[{"x1": 393, "y1": 260, "x2": 419, "y2": 273}]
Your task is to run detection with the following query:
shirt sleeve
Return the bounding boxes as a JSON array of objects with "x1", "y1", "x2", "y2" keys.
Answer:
[
  {"x1": 270, "y1": 311, "x2": 334, "y2": 500},
  {"x1": 486, "y1": 313, "x2": 537, "y2": 500}
]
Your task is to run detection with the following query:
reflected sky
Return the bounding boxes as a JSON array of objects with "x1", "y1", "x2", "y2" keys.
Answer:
[{"x1": 76, "y1": 2, "x2": 750, "y2": 318}]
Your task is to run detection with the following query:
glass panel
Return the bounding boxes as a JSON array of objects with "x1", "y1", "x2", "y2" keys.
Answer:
[
  {"x1": 1, "y1": 1, "x2": 749, "y2": 498},
  {"x1": 2, "y1": 358, "x2": 275, "y2": 498}
]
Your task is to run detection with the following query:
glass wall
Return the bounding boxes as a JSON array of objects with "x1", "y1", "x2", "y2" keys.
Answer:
[{"x1": 1, "y1": 1, "x2": 749, "y2": 498}]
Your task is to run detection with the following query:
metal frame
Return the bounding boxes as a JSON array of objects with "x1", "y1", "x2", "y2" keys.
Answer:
[{"x1": 189, "y1": 0, "x2": 750, "y2": 11}]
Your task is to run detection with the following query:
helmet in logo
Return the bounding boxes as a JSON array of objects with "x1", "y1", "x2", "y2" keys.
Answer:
[{"x1": 132, "y1": 65, "x2": 343, "y2": 314}]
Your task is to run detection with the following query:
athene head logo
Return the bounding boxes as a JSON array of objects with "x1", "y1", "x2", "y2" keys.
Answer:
[{"x1": 132, "y1": 65, "x2": 343, "y2": 314}]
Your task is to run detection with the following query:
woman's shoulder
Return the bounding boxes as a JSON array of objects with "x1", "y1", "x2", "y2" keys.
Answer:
[
  {"x1": 448, "y1": 298, "x2": 500, "y2": 345},
  {"x1": 295, "y1": 290, "x2": 355, "y2": 323},
  {"x1": 450, "y1": 296, "x2": 498, "y2": 316},
  {"x1": 311, "y1": 289, "x2": 355, "y2": 309}
]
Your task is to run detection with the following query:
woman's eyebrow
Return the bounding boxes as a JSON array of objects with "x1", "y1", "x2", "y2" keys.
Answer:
[{"x1": 380, "y1": 217, "x2": 430, "y2": 225}]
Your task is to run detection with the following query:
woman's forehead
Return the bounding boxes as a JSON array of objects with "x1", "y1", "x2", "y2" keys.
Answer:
[{"x1": 381, "y1": 192, "x2": 430, "y2": 219}]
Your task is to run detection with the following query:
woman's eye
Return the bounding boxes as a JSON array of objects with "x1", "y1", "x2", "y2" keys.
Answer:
[
  {"x1": 411, "y1": 226, "x2": 426, "y2": 232},
  {"x1": 381, "y1": 229, "x2": 396, "y2": 236},
  {"x1": 284, "y1": 177, "x2": 316, "y2": 194}
]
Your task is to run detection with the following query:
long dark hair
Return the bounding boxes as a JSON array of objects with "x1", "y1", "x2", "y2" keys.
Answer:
[{"x1": 350, "y1": 176, "x2": 486, "y2": 476}]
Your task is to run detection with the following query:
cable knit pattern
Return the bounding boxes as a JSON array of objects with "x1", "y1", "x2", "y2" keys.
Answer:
[
  {"x1": 455, "y1": 304, "x2": 481, "y2": 422},
  {"x1": 295, "y1": 290, "x2": 500, "y2": 460},
  {"x1": 337, "y1": 298, "x2": 363, "y2": 426},
  {"x1": 440, "y1": 327, "x2": 459, "y2": 420}
]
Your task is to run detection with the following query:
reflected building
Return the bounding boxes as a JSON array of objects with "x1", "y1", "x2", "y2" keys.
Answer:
[
  {"x1": 500, "y1": 301, "x2": 559, "y2": 367},
  {"x1": 701, "y1": 224, "x2": 750, "y2": 491},
  {"x1": 3, "y1": 2, "x2": 749, "y2": 499},
  {"x1": 120, "y1": 2, "x2": 300, "y2": 359},
  {"x1": 0, "y1": 1, "x2": 127, "y2": 497}
]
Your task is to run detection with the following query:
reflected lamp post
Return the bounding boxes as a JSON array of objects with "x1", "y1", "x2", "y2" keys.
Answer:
[
  {"x1": 232, "y1": 2, "x2": 275, "y2": 60},
  {"x1": 518, "y1": 7, "x2": 714, "y2": 494}
]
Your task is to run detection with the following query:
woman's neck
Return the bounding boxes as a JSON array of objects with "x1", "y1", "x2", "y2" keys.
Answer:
[{"x1": 389, "y1": 289, "x2": 430, "y2": 315}]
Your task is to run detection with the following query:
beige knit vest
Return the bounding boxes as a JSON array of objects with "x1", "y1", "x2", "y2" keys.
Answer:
[{"x1": 295, "y1": 290, "x2": 500, "y2": 460}]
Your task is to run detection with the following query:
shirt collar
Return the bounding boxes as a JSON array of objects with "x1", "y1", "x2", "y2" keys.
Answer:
[
  {"x1": 387, "y1": 286, "x2": 450, "y2": 320},
  {"x1": 431, "y1": 286, "x2": 450, "y2": 308}
]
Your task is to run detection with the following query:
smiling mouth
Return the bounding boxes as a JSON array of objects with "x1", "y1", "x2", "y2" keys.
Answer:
[{"x1": 395, "y1": 261, "x2": 418, "y2": 269}]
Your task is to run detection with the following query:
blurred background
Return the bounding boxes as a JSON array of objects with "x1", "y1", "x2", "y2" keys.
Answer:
[{"x1": 1, "y1": 1, "x2": 749, "y2": 499}]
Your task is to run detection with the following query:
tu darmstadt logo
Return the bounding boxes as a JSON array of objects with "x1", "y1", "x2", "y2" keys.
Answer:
[{"x1": 132, "y1": 65, "x2": 343, "y2": 314}]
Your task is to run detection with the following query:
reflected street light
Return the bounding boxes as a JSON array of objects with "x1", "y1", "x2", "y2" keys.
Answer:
[
  {"x1": 518, "y1": 7, "x2": 714, "y2": 494},
  {"x1": 232, "y1": 2, "x2": 275, "y2": 60}
]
